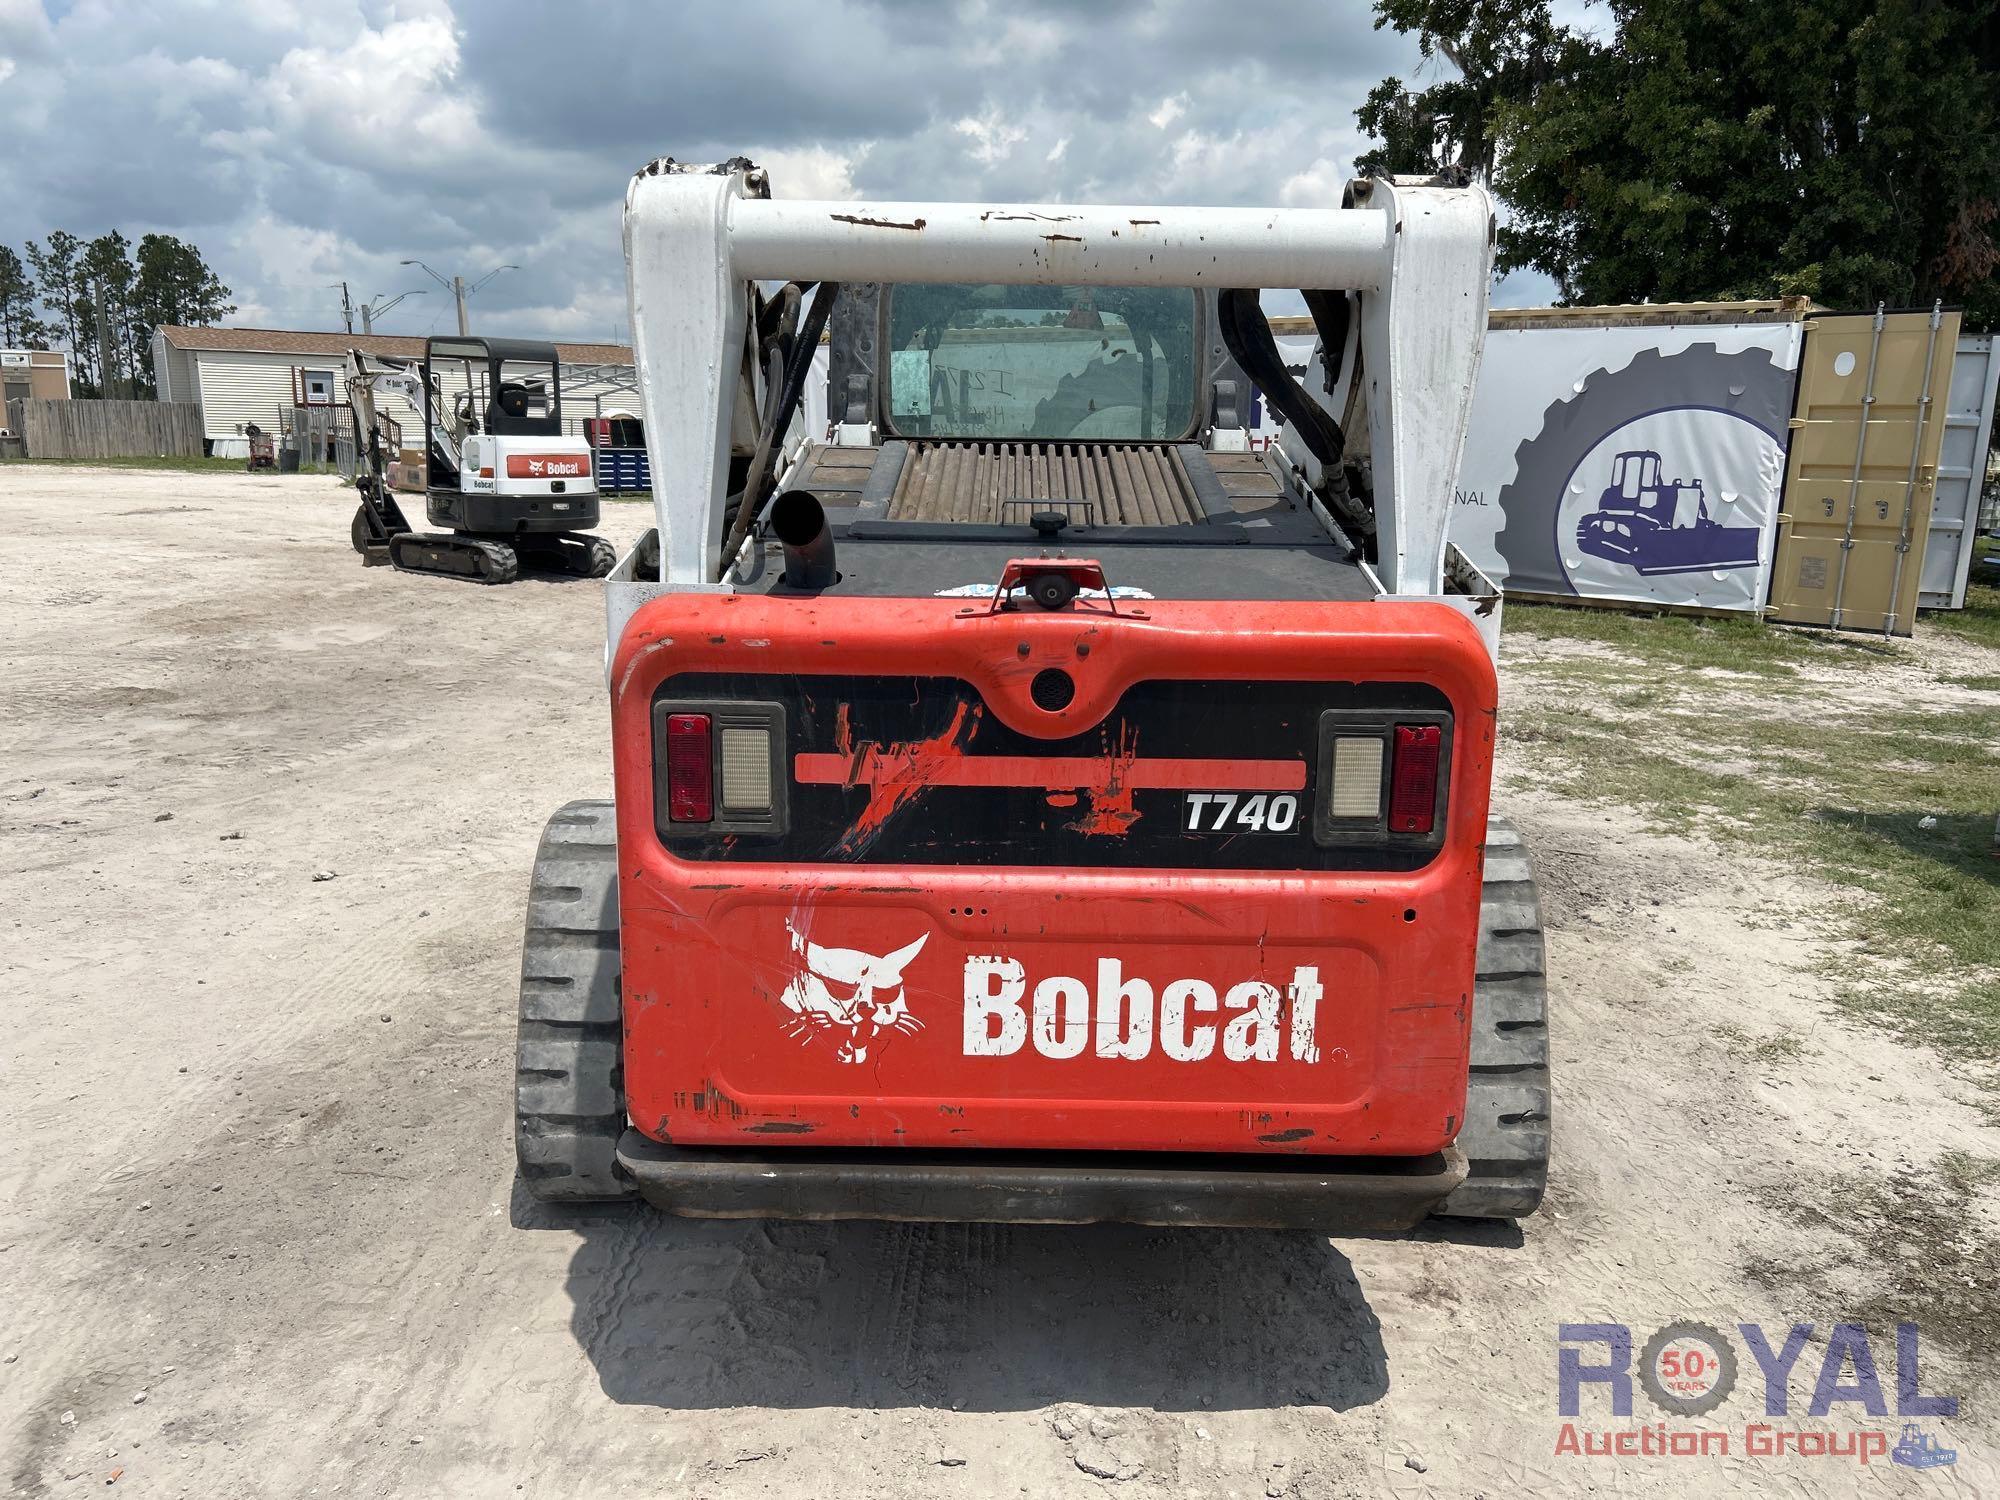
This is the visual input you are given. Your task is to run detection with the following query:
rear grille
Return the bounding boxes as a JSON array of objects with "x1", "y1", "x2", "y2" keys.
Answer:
[{"x1": 887, "y1": 441, "x2": 1202, "y2": 526}]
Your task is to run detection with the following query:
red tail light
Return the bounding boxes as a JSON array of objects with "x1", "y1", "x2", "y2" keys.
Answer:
[
  {"x1": 665, "y1": 713, "x2": 713, "y2": 822},
  {"x1": 1388, "y1": 724, "x2": 1440, "y2": 833}
]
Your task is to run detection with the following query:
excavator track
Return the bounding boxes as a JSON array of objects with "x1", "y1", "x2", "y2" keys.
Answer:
[
  {"x1": 387, "y1": 532, "x2": 520, "y2": 585},
  {"x1": 517, "y1": 533, "x2": 618, "y2": 579}
]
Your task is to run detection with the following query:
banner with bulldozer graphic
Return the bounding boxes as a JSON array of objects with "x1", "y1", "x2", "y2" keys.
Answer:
[{"x1": 1448, "y1": 312, "x2": 1806, "y2": 615}]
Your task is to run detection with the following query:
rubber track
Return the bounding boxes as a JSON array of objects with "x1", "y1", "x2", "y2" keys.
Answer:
[
  {"x1": 517, "y1": 533, "x2": 618, "y2": 579},
  {"x1": 1434, "y1": 814, "x2": 1552, "y2": 1219},
  {"x1": 389, "y1": 532, "x2": 520, "y2": 585},
  {"x1": 515, "y1": 799, "x2": 633, "y2": 1201}
]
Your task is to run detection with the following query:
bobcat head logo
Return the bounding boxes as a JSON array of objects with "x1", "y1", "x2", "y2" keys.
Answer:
[{"x1": 777, "y1": 923, "x2": 928, "y2": 1064}]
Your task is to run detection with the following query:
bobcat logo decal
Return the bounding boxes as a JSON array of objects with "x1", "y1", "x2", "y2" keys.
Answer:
[{"x1": 777, "y1": 923, "x2": 929, "y2": 1064}]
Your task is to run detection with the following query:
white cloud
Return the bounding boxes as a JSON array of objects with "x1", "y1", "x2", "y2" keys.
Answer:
[
  {"x1": 0, "y1": 0, "x2": 54, "y2": 60},
  {"x1": 255, "y1": 15, "x2": 483, "y2": 179},
  {"x1": 952, "y1": 109, "x2": 1028, "y2": 168},
  {"x1": 1147, "y1": 93, "x2": 1188, "y2": 130},
  {"x1": 1279, "y1": 158, "x2": 1349, "y2": 210},
  {"x1": 752, "y1": 146, "x2": 862, "y2": 201}
]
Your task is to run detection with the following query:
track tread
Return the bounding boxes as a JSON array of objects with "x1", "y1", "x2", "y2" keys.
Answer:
[
  {"x1": 515, "y1": 799, "x2": 633, "y2": 1201},
  {"x1": 387, "y1": 531, "x2": 519, "y2": 585},
  {"x1": 1435, "y1": 814, "x2": 1552, "y2": 1221}
]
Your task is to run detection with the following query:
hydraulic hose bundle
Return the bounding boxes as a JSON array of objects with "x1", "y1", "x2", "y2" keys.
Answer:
[{"x1": 715, "y1": 279, "x2": 842, "y2": 581}]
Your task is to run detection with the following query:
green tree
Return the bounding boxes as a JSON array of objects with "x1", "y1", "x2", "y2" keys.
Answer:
[
  {"x1": 26, "y1": 231, "x2": 93, "y2": 388},
  {"x1": 1360, "y1": 0, "x2": 2000, "y2": 328},
  {"x1": 0, "y1": 246, "x2": 52, "y2": 348},
  {"x1": 133, "y1": 234, "x2": 234, "y2": 335},
  {"x1": 1356, "y1": 0, "x2": 1582, "y2": 179}
]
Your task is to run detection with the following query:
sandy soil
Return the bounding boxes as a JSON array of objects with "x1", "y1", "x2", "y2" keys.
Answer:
[{"x1": 1, "y1": 467, "x2": 1994, "y2": 1498}]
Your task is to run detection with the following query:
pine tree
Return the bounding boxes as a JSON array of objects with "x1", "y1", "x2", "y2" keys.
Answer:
[{"x1": 0, "y1": 247, "x2": 52, "y2": 348}]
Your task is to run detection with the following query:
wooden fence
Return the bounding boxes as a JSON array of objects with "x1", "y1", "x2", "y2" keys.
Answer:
[{"x1": 4, "y1": 398, "x2": 205, "y2": 460}]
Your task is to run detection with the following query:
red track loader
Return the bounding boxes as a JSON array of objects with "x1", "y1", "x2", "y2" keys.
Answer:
[{"x1": 513, "y1": 160, "x2": 1550, "y2": 1229}]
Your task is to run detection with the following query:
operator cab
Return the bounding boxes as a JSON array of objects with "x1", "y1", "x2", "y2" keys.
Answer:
[
  {"x1": 745, "y1": 281, "x2": 1380, "y2": 604},
  {"x1": 419, "y1": 335, "x2": 600, "y2": 539},
  {"x1": 423, "y1": 337, "x2": 565, "y2": 473}
]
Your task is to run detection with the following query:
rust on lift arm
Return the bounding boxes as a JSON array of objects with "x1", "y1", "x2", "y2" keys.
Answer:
[{"x1": 830, "y1": 213, "x2": 928, "y2": 232}]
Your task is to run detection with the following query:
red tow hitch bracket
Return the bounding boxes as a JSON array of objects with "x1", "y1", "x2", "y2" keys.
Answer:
[{"x1": 989, "y1": 556, "x2": 1118, "y2": 614}]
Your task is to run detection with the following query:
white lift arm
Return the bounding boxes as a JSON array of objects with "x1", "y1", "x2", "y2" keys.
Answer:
[{"x1": 621, "y1": 158, "x2": 1493, "y2": 596}]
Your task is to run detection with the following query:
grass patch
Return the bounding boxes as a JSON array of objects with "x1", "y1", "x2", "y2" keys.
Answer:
[
  {"x1": 6, "y1": 454, "x2": 261, "y2": 474},
  {"x1": 1503, "y1": 599, "x2": 1894, "y2": 677},
  {"x1": 1943, "y1": 674, "x2": 2000, "y2": 692},
  {"x1": 1509, "y1": 664, "x2": 2000, "y2": 1060},
  {"x1": 1714, "y1": 1022, "x2": 1810, "y2": 1065}
]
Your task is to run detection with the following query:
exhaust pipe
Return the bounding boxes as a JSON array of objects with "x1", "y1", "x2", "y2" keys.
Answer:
[{"x1": 770, "y1": 489, "x2": 837, "y2": 590}]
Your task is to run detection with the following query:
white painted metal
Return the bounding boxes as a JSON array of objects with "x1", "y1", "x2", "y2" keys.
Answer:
[
  {"x1": 1278, "y1": 177, "x2": 1495, "y2": 596},
  {"x1": 621, "y1": 160, "x2": 1492, "y2": 604},
  {"x1": 1921, "y1": 333, "x2": 1999, "y2": 610},
  {"x1": 724, "y1": 199, "x2": 1393, "y2": 289},
  {"x1": 624, "y1": 166, "x2": 748, "y2": 590}
]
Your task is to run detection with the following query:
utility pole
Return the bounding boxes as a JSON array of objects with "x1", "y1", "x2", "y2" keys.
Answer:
[
  {"x1": 401, "y1": 260, "x2": 516, "y2": 336},
  {"x1": 337, "y1": 281, "x2": 355, "y2": 335},
  {"x1": 357, "y1": 288, "x2": 425, "y2": 336},
  {"x1": 92, "y1": 277, "x2": 121, "y2": 400}
]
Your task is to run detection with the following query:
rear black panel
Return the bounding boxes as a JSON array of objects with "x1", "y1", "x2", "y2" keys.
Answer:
[{"x1": 654, "y1": 674, "x2": 1452, "y2": 871}]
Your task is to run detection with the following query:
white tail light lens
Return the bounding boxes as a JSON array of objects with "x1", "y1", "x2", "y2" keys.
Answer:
[
  {"x1": 719, "y1": 726, "x2": 774, "y2": 813},
  {"x1": 1329, "y1": 736, "x2": 1384, "y2": 819}
]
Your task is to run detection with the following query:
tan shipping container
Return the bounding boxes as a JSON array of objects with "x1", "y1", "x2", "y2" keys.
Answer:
[{"x1": 1769, "y1": 306, "x2": 1960, "y2": 634}]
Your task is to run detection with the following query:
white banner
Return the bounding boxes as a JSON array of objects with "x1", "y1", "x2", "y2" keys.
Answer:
[
  {"x1": 1451, "y1": 323, "x2": 1802, "y2": 612},
  {"x1": 1248, "y1": 321, "x2": 1804, "y2": 615}
]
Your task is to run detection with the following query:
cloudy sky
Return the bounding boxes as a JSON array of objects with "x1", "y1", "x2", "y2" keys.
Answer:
[{"x1": 0, "y1": 0, "x2": 1550, "y2": 343}]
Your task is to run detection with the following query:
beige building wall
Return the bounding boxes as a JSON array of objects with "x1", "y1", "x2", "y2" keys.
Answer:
[{"x1": 1, "y1": 350, "x2": 72, "y2": 403}]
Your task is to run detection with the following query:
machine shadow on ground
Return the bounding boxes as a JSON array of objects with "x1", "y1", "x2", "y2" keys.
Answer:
[
  {"x1": 521, "y1": 1191, "x2": 1391, "y2": 1414},
  {"x1": 1815, "y1": 807, "x2": 2000, "y2": 890}
]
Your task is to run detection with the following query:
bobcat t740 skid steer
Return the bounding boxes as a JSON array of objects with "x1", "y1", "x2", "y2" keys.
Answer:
[{"x1": 513, "y1": 158, "x2": 1550, "y2": 1228}]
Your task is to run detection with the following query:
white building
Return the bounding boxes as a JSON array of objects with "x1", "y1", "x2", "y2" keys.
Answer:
[{"x1": 151, "y1": 325, "x2": 643, "y2": 453}]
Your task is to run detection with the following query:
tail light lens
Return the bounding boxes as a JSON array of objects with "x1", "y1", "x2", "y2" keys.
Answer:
[
  {"x1": 1328, "y1": 736, "x2": 1386, "y2": 818},
  {"x1": 665, "y1": 713, "x2": 713, "y2": 822},
  {"x1": 1388, "y1": 724, "x2": 1441, "y2": 833},
  {"x1": 718, "y1": 726, "x2": 774, "y2": 813}
]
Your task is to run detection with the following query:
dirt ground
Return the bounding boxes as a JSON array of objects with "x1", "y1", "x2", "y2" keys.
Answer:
[{"x1": 2, "y1": 467, "x2": 1995, "y2": 1498}]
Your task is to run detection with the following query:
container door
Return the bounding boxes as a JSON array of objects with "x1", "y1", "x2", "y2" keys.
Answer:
[
  {"x1": 1920, "y1": 334, "x2": 1998, "y2": 611},
  {"x1": 1769, "y1": 309, "x2": 1961, "y2": 634}
]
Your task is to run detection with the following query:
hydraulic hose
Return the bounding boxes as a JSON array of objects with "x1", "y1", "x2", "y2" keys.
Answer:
[
  {"x1": 715, "y1": 279, "x2": 841, "y2": 581},
  {"x1": 1301, "y1": 289, "x2": 1351, "y2": 393},
  {"x1": 1217, "y1": 288, "x2": 1345, "y2": 468}
]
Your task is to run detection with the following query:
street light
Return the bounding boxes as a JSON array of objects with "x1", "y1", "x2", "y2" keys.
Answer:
[
  {"x1": 400, "y1": 259, "x2": 519, "y2": 336},
  {"x1": 358, "y1": 288, "x2": 426, "y2": 336}
]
